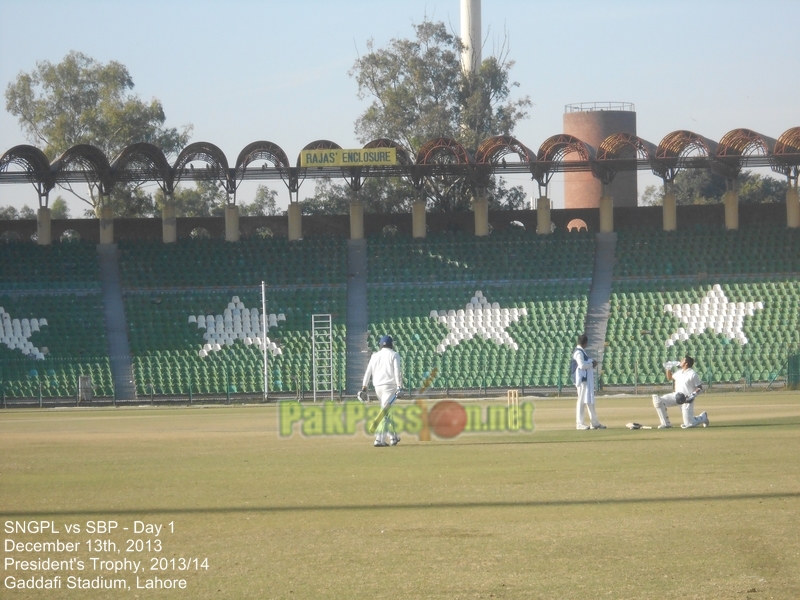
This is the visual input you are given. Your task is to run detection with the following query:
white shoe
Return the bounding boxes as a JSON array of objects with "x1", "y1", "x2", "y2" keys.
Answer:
[
  {"x1": 374, "y1": 439, "x2": 388, "y2": 447},
  {"x1": 590, "y1": 423, "x2": 607, "y2": 430},
  {"x1": 658, "y1": 424, "x2": 671, "y2": 429},
  {"x1": 576, "y1": 424, "x2": 590, "y2": 430},
  {"x1": 389, "y1": 436, "x2": 400, "y2": 446},
  {"x1": 700, "y1": 412, "x2": 709, "y2": 427}
]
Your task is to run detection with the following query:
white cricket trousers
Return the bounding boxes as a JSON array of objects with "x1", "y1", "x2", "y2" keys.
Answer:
[
  {"x1": 576, "y1": 382, "x2": 600, "y2": 428},
  {"x1": 373, "y1": 383, "x2": 397, "y2": 442},
  {"x1": 652, "y1": 392, "x2": 701, "y2": 428}
]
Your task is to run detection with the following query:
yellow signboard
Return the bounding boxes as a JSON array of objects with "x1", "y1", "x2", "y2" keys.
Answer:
[{"x1": 300, "y1": 148, "x2": 397, "y2": 167}]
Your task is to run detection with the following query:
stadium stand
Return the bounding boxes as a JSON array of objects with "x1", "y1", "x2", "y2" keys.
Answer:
[
  {"x1": 0, "y1": 241, "x2": 101, "y2": 291},
  {"x1": 604, "y1": 225, "x2": 800, "y2": 385},
  {"x1": 0, "y1": 240, "x2": 110, "y2": 401},
  {"x1": 614, "y1": 225, "x2": 800, "y2": 278},
  {"x1": 368, "y1": 229, "x2": 595, "y2": 284},
  {"x1": 367, "y1": 230, "x2": 595, "y2": 389},
  {"x1": 0, "y1": 291, "x2": 113, "y2": 398},
  {"x1": 118, "y1": 236, "x2": 346, "y2": 288},
  {"x1": 4, "y1": 211, "x2": 799, "y2": 401},
  {"x1": 119, "y1": 236, "x2": 348, "y2": 397}
]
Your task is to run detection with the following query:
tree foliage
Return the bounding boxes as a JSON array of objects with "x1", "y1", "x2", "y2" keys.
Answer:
[
  {"x1": 155, "y1": 180, "x2": 227, "y2": 218},
  {"x1": 0, "y1": 205, "x2": 37, "y2": 220},
  {"x1": 50, "y1": 198, "x2": 70, "y2": 219},
  {"x1": 0, "y1": 198, "x2": 69, "y2": 220},
  {"x1": 5, "y1": 51, "x2": 191, "y2": 216},
  {"x1": 306, "y1": 18, "x2": 531, "y2": 214},
  {"x1": 640, "y1": 170, "x2": 789, "y2": 206},
  {"x1": 239, "y1": 185, "x2": 282, "y2": 216}
]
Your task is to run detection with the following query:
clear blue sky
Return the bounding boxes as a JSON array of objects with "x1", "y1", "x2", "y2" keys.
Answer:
[{"x1": 1, "y1": 0, "x2": 797, "y2": 215}]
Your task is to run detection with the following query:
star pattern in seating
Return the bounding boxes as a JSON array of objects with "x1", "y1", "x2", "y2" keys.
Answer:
[
  {"x1": 188, "y1": 296, "x2": 282, "y2": 358},
  {"x1": 431, "y1": 291, "x2": 527, "y2": 353},
  {"x1": 664, "y1": 285, "x2": 763, "y2": 347},
  {"x1": 0, "y1": 307, "x2": 47, "y2": 359}
]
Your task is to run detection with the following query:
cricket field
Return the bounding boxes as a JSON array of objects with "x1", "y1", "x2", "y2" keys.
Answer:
[{"x1": 1, "y1": 391, "x2": 799, "y2": 599}]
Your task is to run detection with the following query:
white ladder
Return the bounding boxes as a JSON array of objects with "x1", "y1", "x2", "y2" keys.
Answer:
[{"x1": 312, "y1": 314, "x2": 334, "y2": 401}]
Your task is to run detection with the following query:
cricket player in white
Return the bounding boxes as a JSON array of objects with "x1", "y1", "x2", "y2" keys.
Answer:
[
  {"x1": 573, "y1": 334, "x2": 605, "y2": 430},
  {"x1": 652, "y1": 355, "x2": 709, "y2": 429},
  {"x1": 361, "y1": 335, "x2": 403, "y2": 447}
]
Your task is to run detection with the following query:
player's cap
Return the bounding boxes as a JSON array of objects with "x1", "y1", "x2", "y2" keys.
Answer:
[{"x1": 379, "y1": 335, "x2": 393, "y2": 348}]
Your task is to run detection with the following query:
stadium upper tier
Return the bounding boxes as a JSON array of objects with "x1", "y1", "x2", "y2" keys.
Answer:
[
  {"x1": 368, "y1": 230, "x2": 595, "y2": 284},
  {"x1": 118, "y1": 236, "x2": 347, "y2": 289},
  {"x1": 614, "y1": 225, "x2": 800, "y2": 277},
  {"x1": 0, "y1": 241, "x2": 100, "y2": 291}
]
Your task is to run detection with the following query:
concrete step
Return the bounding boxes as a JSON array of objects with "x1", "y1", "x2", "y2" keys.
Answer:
[
  {"x1": 345, "y1": 239, "x2": 369, "y2": 395},
  {"x1": 584, "y1": 232, "x2": 616, "y2": 365},
  {"x1": 97, "y1": 244, "x2": 136, "y2": 401}
]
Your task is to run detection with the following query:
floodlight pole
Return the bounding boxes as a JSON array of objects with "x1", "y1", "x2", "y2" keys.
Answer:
[{"x1": 261, "y1": 281, "x2": 269, "y2": 402}]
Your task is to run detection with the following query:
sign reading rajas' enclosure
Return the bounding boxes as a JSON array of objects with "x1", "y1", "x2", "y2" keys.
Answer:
[{"x1": 299, "y1": 148, "x2": 397, "y2": 167}]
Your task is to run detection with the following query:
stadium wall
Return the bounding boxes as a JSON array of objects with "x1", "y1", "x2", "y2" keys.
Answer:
[{"x1": 0, "y1": 204, "x2": 789, "y2": 243}]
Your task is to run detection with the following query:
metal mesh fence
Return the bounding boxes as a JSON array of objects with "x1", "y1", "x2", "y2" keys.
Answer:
[{"x1": 2, "y1": 345, "x2": 793, "y2": 408}]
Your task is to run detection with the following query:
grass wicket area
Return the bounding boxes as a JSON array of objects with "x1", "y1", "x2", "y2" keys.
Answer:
[{"x1": 2, "y1": 392, "x2": 799, "y2": 599}]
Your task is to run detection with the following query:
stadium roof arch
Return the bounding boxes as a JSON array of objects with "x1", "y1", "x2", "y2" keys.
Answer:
[
  {"x1": 111, "y1": 142, "x2": 173, "y2": 194},
  {"x1": 52, "y1": 144, "x2": 114, "y2": 196},
  {"x1": 173, "y1": 141, "x2": 232, "y2": 197},
  {"x1": 654, "y1": 130, "x2": 718, "y2": 182},
  {"x1": 474, "y1": 135, "x2": 535, "y2": 186},
  {"x1": 533, "y1": 134, "x2": 594, "y2": 190},
  {"x1": 0, "y1": 145, "x2": 55, "y2": 206},
  {"x1": 714, "y1": 129, "x2": 777, "y2": 180},
  {"x1": 416, "y1": 137, "x2": 471, "y2": 167},
  {"x1": 414, "y1": 138, "x2": 472, "y2": 198},
  {"x1": 593, "y1": 133, "x2": 658, "y2": 185},
  {"x1": 234, "y1": 140, "x2": 291, "y2": 195},
  {"x1": 2, "y1": 126, "x2": 800, "y2": 204},
  {"x1": 772, "y1": 127, "x2": 800, "y2": 178}
]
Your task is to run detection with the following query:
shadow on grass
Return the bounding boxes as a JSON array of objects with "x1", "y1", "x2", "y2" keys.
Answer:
[{"x1": 5, "y1": 491, "x2": 799, "y2": 518}]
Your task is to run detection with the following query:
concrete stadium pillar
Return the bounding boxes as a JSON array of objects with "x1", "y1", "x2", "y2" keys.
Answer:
[
  {"x1": 288, "y1": 203, "x2": 302, "y2": 241},
  {"x1": 412, "y1": 200, "x2": 426, "y2": 238},
  {"x1": 162, "y1": 204, "x2": 177, "y2": 243},
  {"x1": 536, "y1": 196, "x2": 551, "y2": 235},
  {"x1": 225, "y1": 205, "x2": 240, "y2": 242},
  {"x1": 99, "y1": 205, "x2": 114, "y2": 245},
  {"x1": 724, "y1": 188, "x2": 739, "y2": 230},
  {"x1": 786, "y1": 185, "x2": 800, "y2": 229},
  {"x1": 599, "y1": 194, "x2": 614, "y2": 233},
  {"x1": 37, "y1": 207, "x2": 52, "y2": 246},
  {"x1": 349, "y1": 201, "x2": 364, "y2": 240},
  {"x1": 662, "y1": 185, "x2": 677, "y2": 231},
  {"x1": 473, "y1": 195, "x2": 489, "y2": 237}
]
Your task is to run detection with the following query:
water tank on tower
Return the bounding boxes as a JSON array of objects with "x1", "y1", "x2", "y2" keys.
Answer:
[{"x1": 564, "y1": 102, "x2": 637, "y2": 209}]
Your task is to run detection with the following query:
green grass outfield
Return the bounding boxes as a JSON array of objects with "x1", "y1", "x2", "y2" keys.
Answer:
[{"x1": 2, "y1": 392, "x2": 799, "y2": 599}]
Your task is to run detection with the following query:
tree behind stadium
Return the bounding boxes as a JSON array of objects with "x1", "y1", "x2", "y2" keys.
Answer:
[
  {"x1": 307, "y1": 19, "x2": 531, "y2": 214},
  {"x1": 4, "y1": 51, "x2": 192, "y2": 217},
  {"x1": 640, "y1": 170, "x2": 789, "y2": 206}
]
